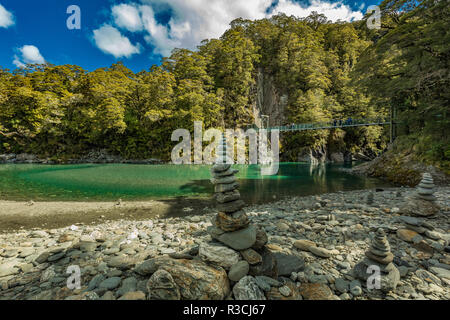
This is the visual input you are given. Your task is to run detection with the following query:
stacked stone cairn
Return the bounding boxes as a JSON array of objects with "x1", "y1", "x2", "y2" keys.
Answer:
[
  {"x1": 207, "y1": 135, "x2": 279, "y2": 283},
  {"x1": 353, "y1": 229, "x2": 400, "y2": 293},
  {"x1": 414, "y1": 173, "x2": 436, "y2": 202},
  {"x1": 400, "y1": 173, "x2": 440, "y2": 217},
  {"x1": 210, "y1": 135, "x2": 249, "y2": 236},
  {"x1": 396, "y1": 216, "x2": 445, "y2": 250}
]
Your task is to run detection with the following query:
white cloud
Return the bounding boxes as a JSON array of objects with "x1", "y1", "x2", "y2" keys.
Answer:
[
  {"x1": 0, "y1": 4, "x2": 15, "y2": 28},
  {"x1": 272, "y1": 0, "x2": 363, "y2": 21},
  {"x1": 13, "y1": 45, "x2": 46, "y2": 68},
  {"x1": 93, "y1": 24, "x2": 141, "y2": 58},
  {"x1": 112, "y1": 3, "x2": 143, "y2": 32},
  {"x1": 100, "y1": 0, "x2": 364, "y2": 57}
]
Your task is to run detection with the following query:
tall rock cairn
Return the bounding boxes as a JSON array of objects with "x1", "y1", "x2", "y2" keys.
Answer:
[
  {"x1": 208, "y1": 135, "x2": 266, "y2": 253},
  {"x1": 211, "y1": 135, "x2": 248, "y2": 233},
  {"x1": 414, "y1": 173, "x2": 436, "y2": 202}
]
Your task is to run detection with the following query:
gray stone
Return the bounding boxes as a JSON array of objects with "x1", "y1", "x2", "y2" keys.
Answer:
[
  {"x1": 40, "y1": 267, "x2": 56, "y2": 283},
  {"x1": 398, "y1": 266, "x2": 409, "y2": 278},
  {"x1": 80, "y1": 242, "x2": 98, "y2": 253},
  {"x1": 215, "y1": 182, "x2": 239, "y2": 193},
  {"x1": 117, "y1": 277, "x2": 138, "y2": 297},
  {"x1": 429, "y1": 267, "x2": 450, "y2": 280},
  {"x1": 47, "y1": 252, "x2": 65, "y2": 262},
  {"x1": 211, "y1": 176, "x2": 237, "y2": 185},
  {"x1": 35, "y1": 252, "x2": 50, "y2": 264},
  {"x1": 217, "y1": 200, "x2": 246, "y2": 213},
  {"x1": 217, "y1": 225, "x2": 257, "y2": 251},
  {"x1": 233, "y1": 276, "x2": 266, "y2": 300},
  {"x1": 212, "y1": 163, "x2": 232, "y2": 173},
  {"x1": 279, "y1": 285, "x2": 291, "y2": 297},
  {"x1": 254, "y1": 277, "x2": 272, "y2": 292},
  {"x1": 215, "y1": 190, "x2": 241, "y2": 203},
  {"x1": 334, "y1": 278, "x2": 349, "y2": 294},
  {"x1": 272, "y1": 252, "x2": 305, "y2": 276},
  {"x1": 199, "y1": 242, "x2": 240, "y2": 270},
  {"x1": 99, "y1": 277, "x2": 122, "y2": 290},
  {"x1": 87, "y1": 274, "x2": 105, "y2": 291},
  {"x1": 249, "y1": 248, "x2": 277, "y2": 278},
  {"x1": 107, "y1": 255, "x2": 135, "y2": 270},
  {"x1": 228, "y1": 261, "x2": 250, "y2": 282},
  {"x1": 349, "y1": 280, "x2": 362, "y2": 296}
]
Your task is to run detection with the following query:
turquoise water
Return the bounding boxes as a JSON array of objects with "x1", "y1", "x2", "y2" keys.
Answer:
[{"x1": 0, "y1": 163, "x2": 392, "y2": 203}]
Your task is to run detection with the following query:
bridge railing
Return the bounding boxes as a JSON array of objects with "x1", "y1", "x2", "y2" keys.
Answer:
[{"x1": 244, "y1": 118, "x2": 391, "y2": 131}]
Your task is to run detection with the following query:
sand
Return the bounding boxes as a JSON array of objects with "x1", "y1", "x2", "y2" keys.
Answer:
[{"x1": 0, "y1": 197, "x2": 213, "y2": 233}]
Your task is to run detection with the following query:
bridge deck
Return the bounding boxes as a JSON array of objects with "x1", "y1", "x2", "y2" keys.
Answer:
[{"x1": 247, "y1": 119, "x2": 392, "y2": 132}]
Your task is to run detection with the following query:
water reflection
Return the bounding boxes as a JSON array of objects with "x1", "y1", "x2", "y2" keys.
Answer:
[{"x1": 0, "y1": 163, "x2": 392, "y2": 203}]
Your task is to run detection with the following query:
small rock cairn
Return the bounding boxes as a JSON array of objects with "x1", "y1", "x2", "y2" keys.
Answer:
[
  {"x1": 365, "y1": 229, "x2": 394, "y2": 265},
  {"x1": 353, "y1": 229, "x2": 400, "y2": 293},
  {"x1": 414, "y1": 173, "x2": 436, "y2": 202},
  {"x1": 399, "y1": 173, "x2": 440, "y2": 217}
]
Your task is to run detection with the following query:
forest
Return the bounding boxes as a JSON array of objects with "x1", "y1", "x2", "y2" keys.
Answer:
[{"x1": 0, "y1": 0, "x2": 448, "y2": 172}]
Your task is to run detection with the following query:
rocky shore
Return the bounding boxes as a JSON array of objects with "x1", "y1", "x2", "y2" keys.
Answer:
[
  {"x1": 345, "y1": 144, "x2": 450, "y2": 187},
  {"x1": 0, "y1": 150, "x2": 163, "y2": 165},
  {"x1": 0, "y1": 185, "x2": 449, "y2": 301}
]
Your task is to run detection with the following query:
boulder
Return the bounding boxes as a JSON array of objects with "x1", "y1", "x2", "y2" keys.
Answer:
[
  {"x1": 139, "y1": 258, "x2": 230, "y2": 300},
  {"x1": 147, "y1": 269, "x2": 181, "y2": 300}
]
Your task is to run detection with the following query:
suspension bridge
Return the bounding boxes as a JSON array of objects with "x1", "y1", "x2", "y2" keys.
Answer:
[{"x1": 247, "y1": 106, "x2": 399, "y2": 142}]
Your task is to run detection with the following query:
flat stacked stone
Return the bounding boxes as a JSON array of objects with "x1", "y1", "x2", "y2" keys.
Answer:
[
  {"x1": 399, "y1": 173, "x2": 440, "y2": 217},
  {"x1": 353, "y1": 228, "x2": 400, "y2": 293},
  {"x1": 208, "y1": 135, "x2": 274, "y2": 281},
  {"x1": 398, "y1": 216, "x2": 434, "y2": 234},
  {"x1": 365, "y1": 229, "x2": 394, "y2": 264},
  {"x1": 211, "y1": 143, "x2": 249, "y2": 233},
  {"x1": 414, "y1": 173, "x2": 436, "y2": 202}
]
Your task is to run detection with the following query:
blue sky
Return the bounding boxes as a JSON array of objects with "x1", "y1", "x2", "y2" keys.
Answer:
[{"x1": 0, "y1": 0, "x2": 381, "y2": 73}]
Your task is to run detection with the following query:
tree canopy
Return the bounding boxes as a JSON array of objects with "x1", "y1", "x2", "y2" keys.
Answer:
[{"x1": 0, "y1": 0, "x2": 447, "y2": 169}]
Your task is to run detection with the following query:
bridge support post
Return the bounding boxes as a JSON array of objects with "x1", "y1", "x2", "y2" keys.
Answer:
[{"x1": 390, "y1": 106, "x2": 397, "y2": 143}]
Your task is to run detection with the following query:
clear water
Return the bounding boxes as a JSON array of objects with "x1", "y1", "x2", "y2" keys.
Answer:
[{"x1": 0, "y1": 163, "x2": 392, "y2": 203}]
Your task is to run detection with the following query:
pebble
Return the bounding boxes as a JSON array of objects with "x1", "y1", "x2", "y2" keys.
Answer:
[
  {"x1": 228, "y1": 261, "x2": 250, "y2": 282},
  {"x1": 349, "y1": 280, "x2": 362, "y2": 296},
  {"x1": 279, "y1": 285, "x2": 291, "y2": 297},
  {"x1": 99, "y1": 277, "x2": 122, "y2": 290},
  {"x1": 0, "y1": 186, "x2": 448, "y2": 301}
]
